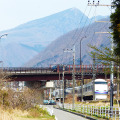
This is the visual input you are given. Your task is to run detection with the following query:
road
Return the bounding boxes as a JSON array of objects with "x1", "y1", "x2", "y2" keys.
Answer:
[
  {"x1": 43, "y1": 105, "x2": 88, "y2": 120},
  {"x1": 53, "y1": 108, "x2": 88, "y2": 120}
]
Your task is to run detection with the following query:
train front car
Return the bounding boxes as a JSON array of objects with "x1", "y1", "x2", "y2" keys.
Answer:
[{"x1": 95, "y1": 79, "x2": 108, "y2": 100}]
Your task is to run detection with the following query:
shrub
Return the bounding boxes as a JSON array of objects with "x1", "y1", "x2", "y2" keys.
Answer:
[{"x1": 28, "y1": 106, "x2": 49, "y2": 118}]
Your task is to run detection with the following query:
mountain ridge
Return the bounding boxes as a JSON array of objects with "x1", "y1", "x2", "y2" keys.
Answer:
[
  {"x1": 24, "y1": 17, "x2": 111, "y2": 67},
  {"x1": 0, "y1": 8, "x2": 108, "y2": 67}
]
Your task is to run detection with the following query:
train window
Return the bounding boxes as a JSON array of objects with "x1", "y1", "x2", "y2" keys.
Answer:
[
  {"x1": 80, "y1": 89, "x2": 82, "y2": 93},
  {"x1": 90, "y1": 86, "x2": 93, "y2": 90},
  {"x1": 83, "y1": 88, "x2": 85, "y2": 92},
  {"x1": 75, "y1": 90, "x2": 77, "y2": 93},
  {"x1": 86, "y1": 87, "x2": 87, "y2": 91},
  {"x1": 95, "y1": 82, "x2": 107, "y2": 84},
  {"x1": 56, "y1": 92, "x2": 58, "y2": 95},
  {"x1": 88, "y1": 86, "x2": 90, "y2": 90}
]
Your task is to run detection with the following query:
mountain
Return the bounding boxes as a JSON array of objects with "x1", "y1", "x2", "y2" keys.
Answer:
[
  {"x1": 90, "y1": 15, "x2": 109, "y2": 22},
  {"x1": 0, "y1": 8, "x2": 92, "y2": 67},
  {"x1": 25, "y1": 17, "x2": 111, "y2": 67}
]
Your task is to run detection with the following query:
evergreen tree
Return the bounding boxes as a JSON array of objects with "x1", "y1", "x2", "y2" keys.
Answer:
[
  {"x1": 88, "y1": 44, "x2": 120, "y2": 65},
  {"x1": 110, "y1": 0, "x2": 120, "y2": 56}
]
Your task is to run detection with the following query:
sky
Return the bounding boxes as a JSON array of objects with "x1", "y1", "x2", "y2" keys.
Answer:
[{"x1": 0, "y1": 0, "x2": 112, "y2": 31}]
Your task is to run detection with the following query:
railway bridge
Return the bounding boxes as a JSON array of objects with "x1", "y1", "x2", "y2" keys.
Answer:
[
  {"x1": 3, "y1": 65, "x2": 111, "y2": 81},
  {"x1": 1, "y1": 65, "x2": 114, "y2": 104},
  {"x1": 1, "y1": 64, "x2": 112, "y2": 90}
]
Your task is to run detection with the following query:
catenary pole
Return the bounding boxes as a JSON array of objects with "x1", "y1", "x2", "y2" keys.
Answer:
[
  {"x1": 72, "y1": 45, "x2": 75, "y2": 110},
  {"x1": 64, "y1": 45, "x2": 76, "y2": 109},
  {"x1": 88, "y1": 0, "x2": 114, "y2": 117},
  {"x1": 62, "y1": 65, "x2": 65, "y2": 108},
  {"x1": 80, "y1": 36, "x2": 86, "y2": 101}
]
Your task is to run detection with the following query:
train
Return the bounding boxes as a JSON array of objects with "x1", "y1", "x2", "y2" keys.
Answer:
[
  {"x1": 53, "y1": 79, "x2": 108, "y2": 101},
  {"x1": 51, "y1": 65, "x2": 68, "y2": 72}
]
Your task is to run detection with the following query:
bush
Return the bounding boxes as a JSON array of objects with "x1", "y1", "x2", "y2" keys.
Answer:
[
  {"x1": 0, "y1": 72, "x2": 43, "y2": 111},
  {"x1": 28, "y1": 106, "x2": 50, "y2": 118},
  {"x1": 0, "y1": 87, "x2": 42, "y2": 110}
]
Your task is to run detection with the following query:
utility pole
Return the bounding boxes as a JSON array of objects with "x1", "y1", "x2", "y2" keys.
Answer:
[
  {"x1": 64, "y1": 79, "x2": 66, "y2": 98},
  {"x1": 110, "y1": 37, "x2": 114, "y2": 117},
  {"x1": 80, "y1": 36, "x2": 86, "y2": 66},
  {"x1": 88, "y1": 0, "x2": 114, "y2": 117},
  {"x1": 62, "y1": 65, "x2": 65, "y2": 108},
  {"x1": 64, "y1": 45, "x2": 76, "y2": 110},
  {"x1": 80, "y1": 37, "x2": 86, "y2": 102},
  {"x1": 49, "y1": 88, "x2": 52, "y2": 100},
  {"x1": 72, "y1": 45, "x2": 75, "y2": 110},
  {"x1": 92, "y1": 54, "x2": 96, "y2": 100},
  {"x1": 59, "y1": 72, "x2": 61, "y2": 103},
  {"x1": 81, "y1": 64, "x2": 84, "y2": 101},
  {"x1": 117, "y1": 65, "x2": 119, "y2": 100}
]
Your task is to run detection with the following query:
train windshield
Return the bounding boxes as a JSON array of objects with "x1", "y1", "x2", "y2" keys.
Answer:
[{"x1": 95, "y1": 82, "x2": 107, "y2": 84}]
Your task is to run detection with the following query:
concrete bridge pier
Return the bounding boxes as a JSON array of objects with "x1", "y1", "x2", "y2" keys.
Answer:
[{"x1": 24, "y1": 81, "x2": 46, "y2": 104}]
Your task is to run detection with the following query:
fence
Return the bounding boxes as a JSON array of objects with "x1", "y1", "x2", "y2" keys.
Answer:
[{"x1": 58, "y1": 103, "x2": 120, "y2": 120}]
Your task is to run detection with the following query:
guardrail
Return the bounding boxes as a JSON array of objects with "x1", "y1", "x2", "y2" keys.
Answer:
[{"x1": 58, "y1": 103, "x2": 120, "y2": 120}]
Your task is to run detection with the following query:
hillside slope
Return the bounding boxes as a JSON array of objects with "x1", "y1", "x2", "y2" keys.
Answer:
[
  {"x1": 25, "y1": 18, "x2": 111, "y2": 67},
  {"x1": 0, "y1": 8, "x2": 91, "y2": 67}
]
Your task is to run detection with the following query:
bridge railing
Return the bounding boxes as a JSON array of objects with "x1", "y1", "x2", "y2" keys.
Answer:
[
  {"x1": 1, "y1": 67, "x2": 52, "y2": 74},
  {"x1": 0, "y1": 65, "x2": 119, "y2": 74},
  {"x1": 51, "y1": 64, "x2": 119, "y2": 73}
]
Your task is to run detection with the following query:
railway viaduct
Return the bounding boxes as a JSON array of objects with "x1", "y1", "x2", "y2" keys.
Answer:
[{"x1": 2, "y1": 65, "x2": 112, "y2": 104}]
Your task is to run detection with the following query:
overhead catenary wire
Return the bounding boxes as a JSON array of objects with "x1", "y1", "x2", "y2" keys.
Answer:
[
  {"x1": 60, "y1": 0, "x2": 111, "y2": 65},
  {"x1": 72, "y1": 6, "x2": 93, "y2": 46},
  {"x1": 85, "y1": 0, "x2": 113, "y2": 58},
  {"x1": 88, "y1": 0, "x2": 111, "y2": 44},
  {"x1": 76, "y1": 6, "x2": 97, "y2": 48},
  {"x1": 65, "y1": 6, "x2": 95, "y2": 65},
  {"x1": 61, "y1": 3, "x2": 97, "y2": 65},
  {"x1": 86, "y1": 18, "x2": 111, "y2": 56},
  {"x1": 63, "y1": 5, "x2": 89, "y2": 50},
  {"x1": 75, "y1": 0, "x2": 111, "y2": 64},
  {"x1": 73, "y1": 7, "x2": 97, "y2": 60},
  {"x1": 90, "y1": 19, "x2": 110, "y2": 44},
  {"x1": 75, "y1": 6, "x2": 97, "y2": 53},
  {"x1": 60, "y1": 4, "x2": 90, "y2": 65},
  {"x1": 74, "y1": 0, "x2": 112, "y2": 47},
  {"x1": 67, "y1": 6, "x2": 88, "y2": 48},
  {"x1": 84, "y1": 6, "x2": 97, "y2": 35}
]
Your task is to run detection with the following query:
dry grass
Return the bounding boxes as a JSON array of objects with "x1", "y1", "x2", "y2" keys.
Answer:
[
  {"x1": 0, "y1": 109, "x2": 13, "y2": 120},
  {"x1": 75, "y1": 100, "x2": 111, "y2": 107},
  {"x1": 0, "y1": 107, "x2": 55, "y2": 120},
  {"x1": 0, "y1": 108, "x2": 29, "y2": 120},
  {"x1": 65, "y1": 94, "x2": 112, "y2": 106},
  {"x1": 0, "y1": 72, "x2": 55, "y2": 120},
  {"x1": 65, "y1": 94, "x2": 78, "y2": 104}
]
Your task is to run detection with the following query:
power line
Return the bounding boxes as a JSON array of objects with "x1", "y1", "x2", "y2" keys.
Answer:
[
  {"x1": 74, "y1": 6, "x2": 98, "y2": 56},
  {"x1": 72, "y1": 6, "x2": 93, "y2": 46},
  {"x1": 63, "y1": 5, "x2": 89, "y2": 49},
  {"x1": 67, "y1": 6, "x2": 88, "y2": 47},
  {"x1": 60, "y1": 4, "x2": 91, "y2": 65}
]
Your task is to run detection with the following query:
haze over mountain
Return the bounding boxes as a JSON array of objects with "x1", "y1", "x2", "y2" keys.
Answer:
[
  {"x1": 0, "y1": 8, "x2": 90, "y2": 67},
  {"x1": 25, "y1": 17, "x2": 111, "y2": 67},
  {"x1": 0, "y1": 8, "x2": 107, "y2": 67}
]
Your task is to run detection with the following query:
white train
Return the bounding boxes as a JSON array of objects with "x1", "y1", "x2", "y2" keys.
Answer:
[
  {"x1": 54, "y1": 79, "x2": 108, "y2": 101},
  {"x1": 82, "y1": 79, "x2": 108, "y2": 100}
]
